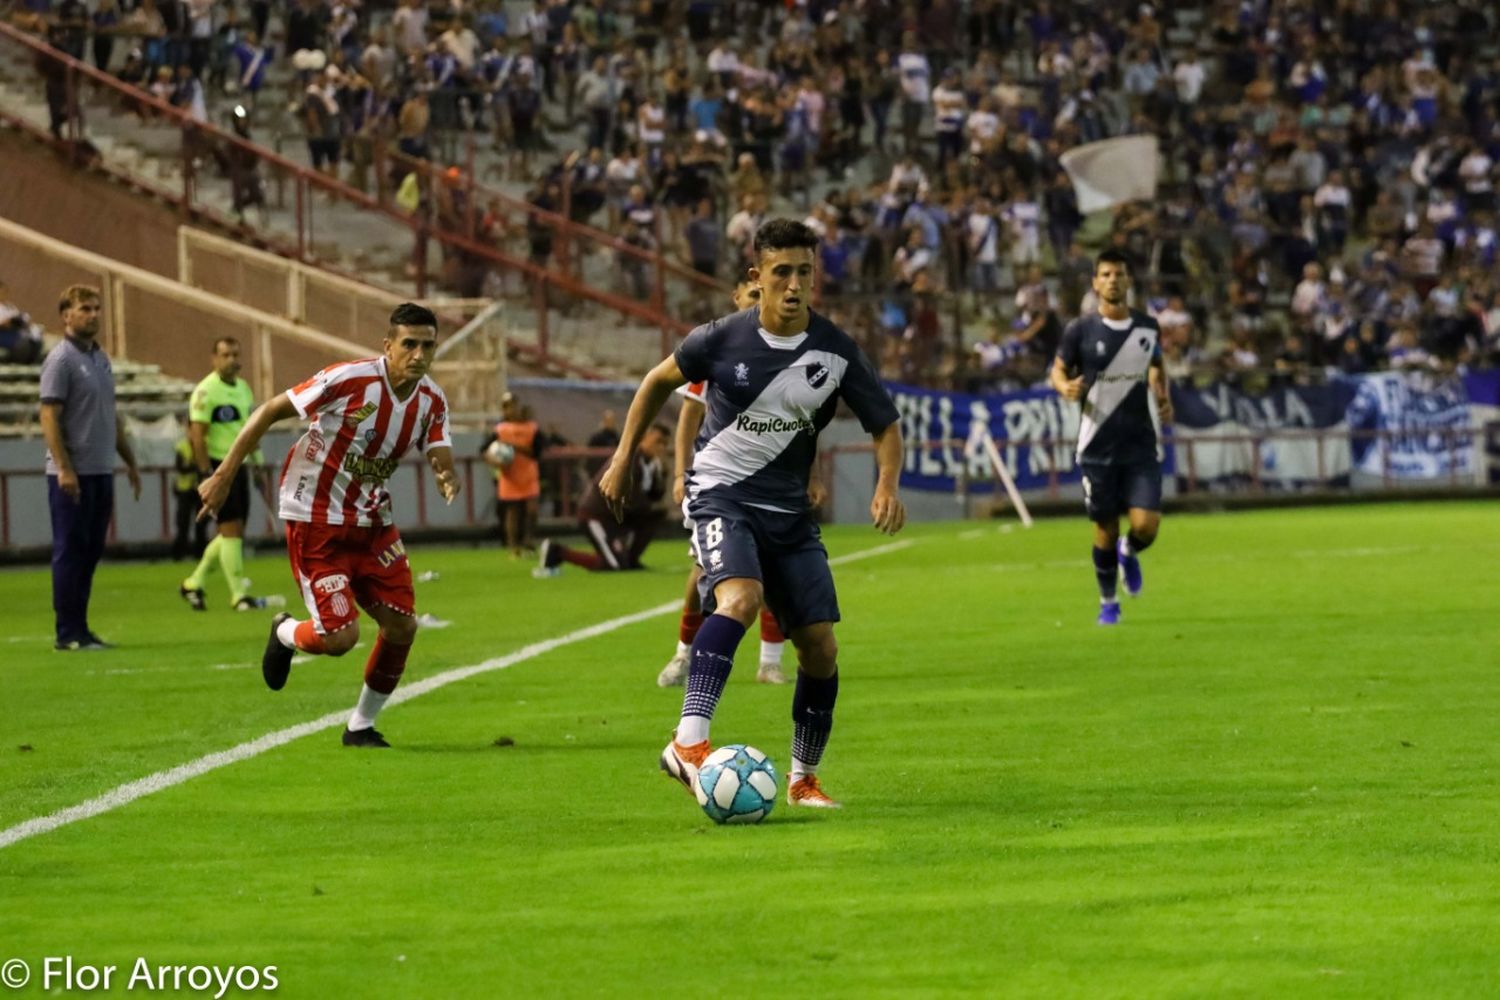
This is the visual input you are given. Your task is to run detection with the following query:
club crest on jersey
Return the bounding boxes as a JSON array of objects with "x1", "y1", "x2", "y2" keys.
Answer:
[
  {"x1": 1096, "y1": 341, "x2": 1106, "y2": 356},
  {"x1": 364, "y1": 428, "x2": 379, "y2": 442},
  {"x1": 806, "y1": 363, "x2": 830, "y2": 388},
  {"x1": 734, "y1": 362, "x2": 750, "y2": 386},
  {"x1": 1139, "y1": 336, "x2": 1149, "y2": 350},
  {"x1": 345, "y1": 402, "x2": 378, "y2": 426}
]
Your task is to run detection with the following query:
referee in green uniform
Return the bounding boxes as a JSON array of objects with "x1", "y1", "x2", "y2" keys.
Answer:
[{"x1": 180, "y1": 337, "x2": 268, "y2": 611}]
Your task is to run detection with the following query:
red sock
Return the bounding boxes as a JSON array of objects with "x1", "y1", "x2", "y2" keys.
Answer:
[
  {"x1": 560, "y1": 548, "x2": 601, "y2": 570},
  {"x1": 364, "y1": 635, "x2": 412, "y2": 695},
  {"x1": 293, "y1": 620, "x2": 328, "y2": 654},
  {"x1": 759, "y1": 608, "x2": 784, "y2": 643},
  {"x1": 680, "y1": 609, "x2": 704, "y2": 645}
]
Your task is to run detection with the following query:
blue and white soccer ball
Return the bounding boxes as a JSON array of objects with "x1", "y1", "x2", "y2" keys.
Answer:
[
  {"x1": 486, "y1": 440, "x2": 516, "y2": 467},
  {"x1": 695, "y1": 744, "x2": 779, "y2": 825}
]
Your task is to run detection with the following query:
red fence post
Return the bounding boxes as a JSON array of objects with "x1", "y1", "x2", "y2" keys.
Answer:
[{"x1": 654, "y1": 214, "x2": 669, "y2": 357}]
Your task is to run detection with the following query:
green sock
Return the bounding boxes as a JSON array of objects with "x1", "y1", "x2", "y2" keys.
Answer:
[
  {"x1": 185, "y1": 535, "x2": 223, "y2": 591},
  {"x1": 219, "y1": 536, "x2": 247, "y2": 603}
]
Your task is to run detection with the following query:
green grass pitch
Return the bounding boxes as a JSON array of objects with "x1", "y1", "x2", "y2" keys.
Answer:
[{"x1": 2, "y1": 503, "x2": 1498, "y2": 997}]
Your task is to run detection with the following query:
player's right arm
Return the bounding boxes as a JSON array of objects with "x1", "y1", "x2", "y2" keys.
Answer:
[
  {"x1": 600, "y1": 354, "x2": 688, "y2": 520},
  {"x1": 38, "y1": 350, "x2": 77, "y2": 499},
  {"x1": 672, "y1": 389, "x2": 704, "y2": 506},
  {"x1": 197, "y1": 394, "x2": 297, "y2": 520},
  {"x1": 39, "y1": 403, "x2": 78, "y2": 499},
  {"x1": 1049, "y1": 318, "x2": 1085, "y2": 402},
  {"x1": 187, "y1": 382, "x2": 212, "y2": 473}
]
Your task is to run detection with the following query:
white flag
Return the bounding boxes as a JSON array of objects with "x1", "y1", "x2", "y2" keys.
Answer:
[{"x1": 1059, "y1": 135, "x2": 1160, "y2": 214}]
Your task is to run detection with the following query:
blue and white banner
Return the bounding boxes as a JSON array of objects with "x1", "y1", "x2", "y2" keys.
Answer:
[
  {"x1": 890, "y1": 370, "x2": 1497, "y2": 493},
  {"x1": 1169, "y1": 379, "x2": 1354, "y2": 487},
  {"x1": 890, "y1": 383, "x2": 1082, "y2": 493},
  {"x1": 1346, "y1": 371, "x2": 1477, "y2": 480}
]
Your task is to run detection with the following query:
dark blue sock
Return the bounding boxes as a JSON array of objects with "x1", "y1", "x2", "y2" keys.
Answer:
[
  {"x1": 1092, "y1": 545, "x2": 1118, "y2": 601},
  {"x1": 681, "y1": 614, "x2": 746, "y2": 723},
  {"x1": 1125, "y1": 531, "x2": 1154, "y2": 555},
  {"x1": 791, "y1": 671, "x2": 839, "y2": 771}
]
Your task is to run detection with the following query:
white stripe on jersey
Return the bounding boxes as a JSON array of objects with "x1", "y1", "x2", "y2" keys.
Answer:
[
  {"x1": 585, "y1": 519, "x2": 622, "y2": 569},
  {"x1": 1077, "y1": 326, "x2": 1158, "y2": 460},
  {"x1": 689, "y1": 349, "x2": 848, "y2": 506},
  {"x1": 278, "y1": 357, "x2": 452, "y2": 527}
]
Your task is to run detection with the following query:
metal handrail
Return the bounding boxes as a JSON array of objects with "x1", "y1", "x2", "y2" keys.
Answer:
[
  {"x1": 381, "y1": 143, "x2": 733, "y2": 297},
  {"x1": 0, "y1": 21, "x2": 695, "y2": 349}
]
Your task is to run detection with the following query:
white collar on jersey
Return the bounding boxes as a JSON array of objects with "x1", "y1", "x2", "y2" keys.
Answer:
[
  {"x1": 757, "y1": 326, "x2": 808, "y2": 350},
  {"x1": 1100, "y1": 314, "x2": 1133, "y2": 331}
]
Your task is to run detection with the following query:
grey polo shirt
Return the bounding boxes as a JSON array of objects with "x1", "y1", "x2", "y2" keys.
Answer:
[{"x1": 39, "y1": 335, "x2": 118, "y2": 476}]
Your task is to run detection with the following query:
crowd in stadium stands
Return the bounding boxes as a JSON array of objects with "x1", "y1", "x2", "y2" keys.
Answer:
[{"x1": 9, "y1": 0, "x2": 1500, "y2": 388}]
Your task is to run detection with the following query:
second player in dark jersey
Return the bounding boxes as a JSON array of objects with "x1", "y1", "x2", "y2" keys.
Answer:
[{"x1": 1050, "y1": 249, "x2": 1174, "y2": 626}]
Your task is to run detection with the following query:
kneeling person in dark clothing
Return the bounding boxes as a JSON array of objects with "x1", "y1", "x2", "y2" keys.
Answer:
[{"x1": 539, "y1": 424, "x2": 670, "y2": 573}]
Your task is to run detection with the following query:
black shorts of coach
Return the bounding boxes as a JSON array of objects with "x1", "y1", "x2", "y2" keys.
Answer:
[
  {"x1": 1080, "y1": 459, "x2": 1162, "y2": 523},
  {"x1": 209, "y1": 459, "x2": 252, "y2": 524},
  {"x1": 688, "y1": 499, "x2": 840, "y2": 635}
]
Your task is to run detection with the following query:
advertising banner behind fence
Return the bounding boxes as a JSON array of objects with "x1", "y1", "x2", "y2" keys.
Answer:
[{"x1": 891, "y1": 370, "x2": 1497, "y2": 493}]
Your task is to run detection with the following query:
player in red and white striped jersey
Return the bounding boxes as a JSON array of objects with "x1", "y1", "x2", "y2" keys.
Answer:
[{"x1": 199, "y1": 303, "x2": 461, "y2": 748}]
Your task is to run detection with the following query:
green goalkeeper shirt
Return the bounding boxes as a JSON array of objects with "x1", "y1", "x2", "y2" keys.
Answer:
[{"x1": 189, "y1": 372, "x2": 262, "y2": 464}]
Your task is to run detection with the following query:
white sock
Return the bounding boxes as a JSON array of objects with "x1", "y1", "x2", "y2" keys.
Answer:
[
  {"x1": 675, "y1": 639, "x2": 691, "y2": 657},
  {"x1": 276, "y1": 617, "x2": 301, "y2": 649},
  {"x1": 348, "y1": 683, "x2": 390, "y2": 732},
  {"x1": 759, "y1": 640, "x2": 784, "y2": 668},
  {"x1": 790, "y1": 757, "x2": 815, "y2": 779},
  {"x1": 1120, "y1": 536, "x2": 1135, "y2": 557},
  {"x1": 677, "y1": 715, "x2": 709, "y2": 745}
]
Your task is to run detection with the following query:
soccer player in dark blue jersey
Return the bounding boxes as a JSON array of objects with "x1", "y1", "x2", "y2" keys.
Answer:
[
  {"x1": 599, "y1": 219, "x2": 907, "y2": 809},
  {"x1": 1049, "y1": 249, "x2": 1174, "y2": 626}
]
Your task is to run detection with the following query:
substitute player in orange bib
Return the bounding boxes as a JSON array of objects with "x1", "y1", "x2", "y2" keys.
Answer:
[{"x1": 198, "y1": 303, "x2": 461, "y2": 747}]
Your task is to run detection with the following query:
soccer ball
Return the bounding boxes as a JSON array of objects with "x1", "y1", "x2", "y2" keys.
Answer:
[
  {"x1": 486, "y1": 440, "x2": 516, "y2": 467},
  {"x1": 695, "y1": 744, "x2": 779, "y2": 825}
]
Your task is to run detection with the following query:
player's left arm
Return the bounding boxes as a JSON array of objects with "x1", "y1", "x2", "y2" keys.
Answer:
[
  {"x1": 426, "y1": 446, "x2": 461, "y2": 504},
  {"x1": 1149, "y1": 341, "x2": 1173, "y2": 425},
  {"x1": 870, "y1": 420, "x2": 906, "y2": 535},
  {"x1": 839, "y1": 345, "x2": 906, "y2": 534},
  {"x1": 114, "y1": 416, "x2": 142, "y2": 501},
  {"x1": 422, "y1": 393, "x2": 460, "y2": 503}
]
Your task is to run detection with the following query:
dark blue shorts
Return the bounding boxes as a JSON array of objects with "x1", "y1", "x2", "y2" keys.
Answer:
[
  {"x1": 688, "y1": 500, "x2": 839, "y2": 634},
  {"x1": 1080, "y1": 460, "x2": 1162, "y2": 522}
]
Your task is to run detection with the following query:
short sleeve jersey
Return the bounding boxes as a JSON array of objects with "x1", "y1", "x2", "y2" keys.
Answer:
[
  {"x1": 1055, "y1": 310, "x2": 1162, "y2": 465},
  {"x1": 38, "y1": 337, "x2": 117, "y2": 476},
  {"x1": 189, "y1": 371, "x2": 259, "y2": 463},
  {"x1": 674, "y1": 307, "x2": 898, "y2": 512},
  {"x1": 278, "y1": 357, "x2": 451, "y2": 526}
]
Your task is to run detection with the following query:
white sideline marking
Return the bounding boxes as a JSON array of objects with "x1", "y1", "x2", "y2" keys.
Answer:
[{"x1": 0, "y1": 539, "x2": 915, "y2": 852}]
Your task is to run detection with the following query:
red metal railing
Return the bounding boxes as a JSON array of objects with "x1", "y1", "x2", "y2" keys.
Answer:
[
  {"x1": 381, "y1": 144, "x2": 733, "y2": 311},
  {"x1": 0, "y1": 21, "x2": 696, "y2": 362}
]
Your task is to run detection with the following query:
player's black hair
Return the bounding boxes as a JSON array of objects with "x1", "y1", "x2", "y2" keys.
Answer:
[
  {"x1": 1094, "y1": 249, "x2": 1134, "y2": 276},
  {"x1": 212, "y1": 336, "x2": 240, "y2": 352},
  {"x1": 389, "y1": 302, "x2": 438, "y2": 331},
  {"x1": 753, "y1": 218, "x2": 819, "y2": 260}
]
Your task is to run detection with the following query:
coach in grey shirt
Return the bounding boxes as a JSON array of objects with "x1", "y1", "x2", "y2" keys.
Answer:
[{"x1": 39, "y1": 284, "x2": 140, "y2": 651}]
